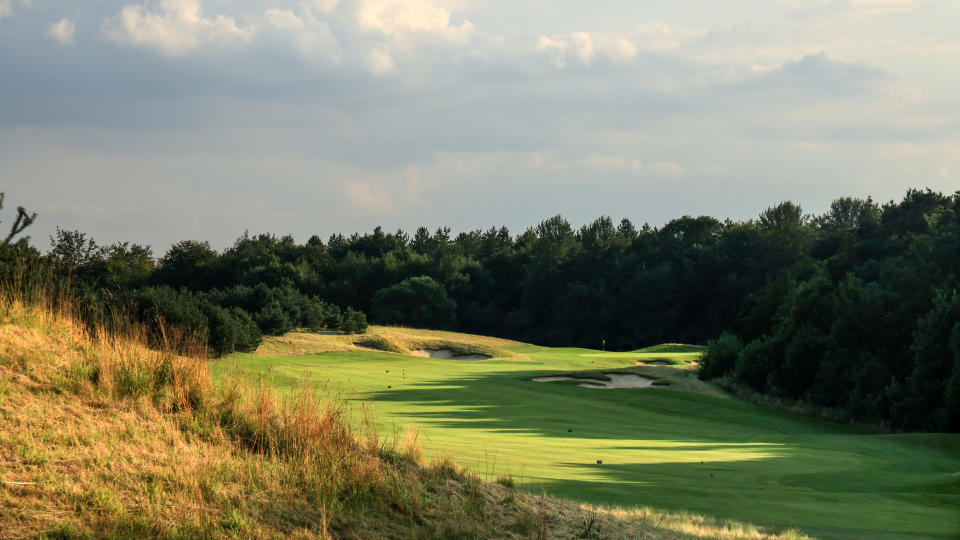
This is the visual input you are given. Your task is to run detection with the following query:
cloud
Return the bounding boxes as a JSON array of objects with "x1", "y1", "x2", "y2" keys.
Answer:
[
  {"x1": 847, "y1": 0, "x2": 918, "y2": 14},
  {"x1": 646, "y1": 161, "x2": 685, "y2": 176},
  {"x1": 536, "y1": 31, "x2": 638, "y2": 69},
  {"x1": 752, "y1": 52, "x2": 885, "y2": 95},
  {"x1": 357, "y1": 0, "x2": 471, "y2": 36},
  {"x1": 632, "y1": 22, "x2": 701, "y2": 52},
  {"x1": 565, "y1": 154, "x2": 687, "y2": 177},
  {"x1": 345, "y1": 180, "x2": 392, "y2": 210},
  {"x1": 781, "y1": 0, "x2": 919, "y2": 15},
  {"x1": 308, "y1": 0, "x2": 341, "y2": 14},
  {"x1": 47, "y1": 18, "x2": 76, "y2": 45},
  {"x1": 0, "y1": 0, "x2": 30, "y2": 19},
  {"x1": 367, "y1": 46, "x2": 397, "y2": 74},
  {"x1": 102, "y1": 0, "x2": 255, "y2": 56},
  {"x1": 97, "y1": 0, "x2": 476, "y2": 73},
  {"x1": 263, "y1": 7, "x2": 340, "y2": 61},
  {"x1": 572, "y1": 154, "x2": 645, "y2": 174},
  {"x1": 3, "y1": 0, "x2": 957, "y2": 252}
]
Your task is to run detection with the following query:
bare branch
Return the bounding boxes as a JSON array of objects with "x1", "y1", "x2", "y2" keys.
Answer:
[{"x1": 3, "y1": 202, "x2": 37, "y2": 245}]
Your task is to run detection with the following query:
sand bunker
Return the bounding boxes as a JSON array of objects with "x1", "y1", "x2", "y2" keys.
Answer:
[
  {"x1": 532, "y1": 373, "x2": 654, "y2": 389},
  {"x1": 411, "y1": 349, "x2": 492, "y2": 361},
  {"x1": 637, "y1": 359, "x2": 671, "y2": 366}
]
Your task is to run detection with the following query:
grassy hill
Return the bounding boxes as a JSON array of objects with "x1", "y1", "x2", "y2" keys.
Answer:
[
  {"x1": 216, "y1": 327, "x2": 960, "y2": 539},
  {"x1": 0, "y1": 297, "x2": 818, "y2": 539}
]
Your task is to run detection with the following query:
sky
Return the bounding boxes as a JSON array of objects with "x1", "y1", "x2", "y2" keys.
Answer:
[{"x1": 1, "y1": 0, "x2": 958, "y2": 252}]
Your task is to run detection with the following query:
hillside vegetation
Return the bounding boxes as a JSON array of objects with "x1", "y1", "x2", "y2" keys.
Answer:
[
  {"x1": 221, "y1": 327, "x2": 960, "y2": 539},
  {"x1": 0, "y1": 293, "x2": 814, "y2": 539},
  {"x1": 5, "y1": 188, "x2": 959, "y2": 431}
]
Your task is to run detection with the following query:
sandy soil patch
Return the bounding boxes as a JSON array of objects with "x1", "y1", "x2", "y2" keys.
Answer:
[
  {"x1": 638, "y1": 360, "x2": 671, "y2": 366},
  {"x1": 411, "y1": 349, "x2": 492, "y2": 361},
  {"x1": 532, "y1": 373, "x2": 654, "y2": 389}
]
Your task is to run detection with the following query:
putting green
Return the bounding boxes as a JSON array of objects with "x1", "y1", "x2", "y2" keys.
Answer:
[{"x1": 215, "y1": 334, "x2": 960, "y2": 539}]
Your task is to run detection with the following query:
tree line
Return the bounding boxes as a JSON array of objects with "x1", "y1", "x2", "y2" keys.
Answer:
[{"x1": 1, "y1": 188, "x2": 957, "y2": 431}]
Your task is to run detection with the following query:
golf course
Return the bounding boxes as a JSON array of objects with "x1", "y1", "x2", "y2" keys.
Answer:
[{"x1": 214, "y1": 327, "x2": 960, "y2": 540}]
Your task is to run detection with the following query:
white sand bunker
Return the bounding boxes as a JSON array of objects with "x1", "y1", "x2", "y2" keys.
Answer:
[
  {"x1": 532, "y1": 373, "x2": 655, "y2": 389},
  {"x1": 411, "y1": 349, "x2": 492, "y2": 361}
]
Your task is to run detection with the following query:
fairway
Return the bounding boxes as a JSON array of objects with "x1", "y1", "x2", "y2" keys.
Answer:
[{"x1": 215, "y1": 330, "x2": 960, "y2": 539}]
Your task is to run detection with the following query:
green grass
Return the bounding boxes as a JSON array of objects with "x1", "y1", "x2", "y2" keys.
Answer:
[{"x1": 216, "y1": 331, "x2": 960, "y2": 540}]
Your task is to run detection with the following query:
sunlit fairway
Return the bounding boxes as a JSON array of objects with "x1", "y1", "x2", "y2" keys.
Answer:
[{"x1": 214, "y1": 327, "x2": 960, "y2": 539}]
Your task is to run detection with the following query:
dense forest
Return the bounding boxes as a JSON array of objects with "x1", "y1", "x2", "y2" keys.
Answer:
[{"x1": 1, "y1": 188, "x2": 958, "y2": 432}]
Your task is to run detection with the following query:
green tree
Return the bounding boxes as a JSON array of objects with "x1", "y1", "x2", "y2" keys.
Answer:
[
  {"x1": 157, "y1": 240, "x2": 218, "y2": 290},
  {"x1": 371, "y1": 276, "x2": 456, "y2": 329}
]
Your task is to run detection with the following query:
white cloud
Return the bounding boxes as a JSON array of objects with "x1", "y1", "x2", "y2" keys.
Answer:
[
  {"x1": 646, "y1": 161, "x2": 685, "y2": 176},
  {"x1": 536, "y1": 36, "x2": 567, "y2": 69},
  {"x1": 573, "y1": 154, "x2": 645, "y2": 174},
  {"x1": 98, "y1": 0, "x2": 479, "y2": 73},
  {"x1": 358, "y1": 0, "x2": 455, "y2": 34},
  {"x1": 781, "y1": 0, "x2": 918, "y2": 14},
  {"x1": 567, "y1": 31, "x2": 594, "y2": 65},
  {"x1": 308, "y1": 0, "x2": 341, "y2": 14},
  {"x1": 348, "y1": 0, "x2": 477, "y2": 73},
  {"x1": 632, "y1": 22, "x2": 701, "y2": 52},
  {"x1": 605, "y1": 38, "x2": 639, "y2": 63},
  {"x1": 345, "y1": 180, "x2": 392, "y2": 210},
  {"x1": 0, "y1": 0, "x2": 31, "y2": 19},
  {"x1": 263, "y1": 7, "x2": 340, "y2": 61},
  {"x1": 368, "y1": 46, "x2": 397, "y2": 74},
  {"x1": 848, "y1": 0, "x2": 918, "y2": 14},
  {"x1": 536, "y1": 31, "x2": 639, "y2": 69},
  {"x1": 264, "y1": 8, "x2": 303, "y2": 29},
  {"x1": 563, "y1": 154, "x2": 690, "y2": 178},
  {"x1": 102, "y1": 0, "x2": 255, "y2": 56},
  {"x1": 47, "y1": 18, "x2": 76, "y2": 44}
]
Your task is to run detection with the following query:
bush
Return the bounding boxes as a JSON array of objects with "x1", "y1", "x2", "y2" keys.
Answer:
[
  {"x1": 256, "y1": 301, "x2": 293, "y2": 336},
  {"x1": 699, "y1": 332, "x2": 743, "y2": 380},
  {"x1": 340, "y1": 308, "x2": 368, "y2": 335},
  {"x1": 127, "y1": 286, "x2": 209, "y2": 347},
  {"x1": 204, "y1": 305, "x2": 262, "y2": 356},
  {"x1": 301, "y1": 298, "x2": 342, "y2": 331}
]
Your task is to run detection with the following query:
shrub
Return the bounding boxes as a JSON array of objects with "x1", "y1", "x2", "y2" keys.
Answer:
[
  {"x1": 340, "y1": 307, "x2": 368, "y2": 335},
  {"x1": 256, "y1": 301, "x2": 293, "y2": 336},
  {"x1": 204, "y1": 305, "x2": 262, "y2": 356},
  {"x1": 698, "y1": 331, "x2": 743, "y2": 380}
]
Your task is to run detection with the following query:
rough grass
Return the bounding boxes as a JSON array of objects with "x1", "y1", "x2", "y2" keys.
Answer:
[
  {"x1": 0, "y1": 292, "x2": 810, "y2": 539},
  {"x1": 254, "y1": 325, "x2": 527, "y2": 360}
]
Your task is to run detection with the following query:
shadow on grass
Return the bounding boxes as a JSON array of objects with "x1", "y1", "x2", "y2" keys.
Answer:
[
  {"x1": 352, "y1": 368, "x2": 960, "y2": 538},
  {"x1": 519, "y1": 461, "x2": 957, "y2": 540},
  {"x1": 360, "y1": 367, "x2": 866, "y2": 441}
]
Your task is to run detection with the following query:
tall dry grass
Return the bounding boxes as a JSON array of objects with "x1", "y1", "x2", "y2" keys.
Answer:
[
  {"x1": 0, "y1": 275, "x2": 815, "y2": 539},
  {"x1": 0, "y1": 279, "x2": 427, "y2": 537}
]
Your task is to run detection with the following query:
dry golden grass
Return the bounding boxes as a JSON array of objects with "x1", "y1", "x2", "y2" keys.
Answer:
[
  {"x1": 254, "y1": 325, "x2": 529, "y2": 360},
  {"x1": 0, "y1": 290, "x2": 812, "y2": 539}
]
